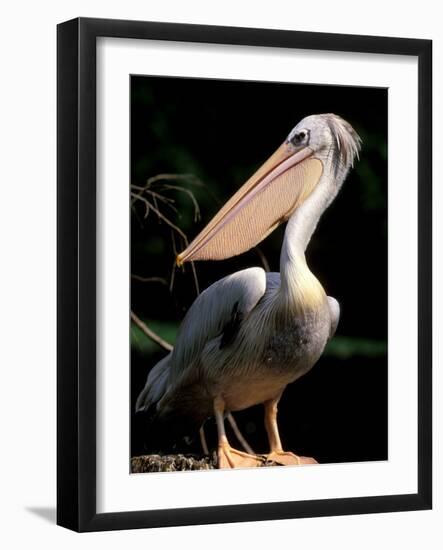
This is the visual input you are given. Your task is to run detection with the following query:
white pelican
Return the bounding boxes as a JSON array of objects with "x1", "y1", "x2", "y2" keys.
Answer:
[{"x1": 136, "y1": 114, "x2": 361, "y2": 468}]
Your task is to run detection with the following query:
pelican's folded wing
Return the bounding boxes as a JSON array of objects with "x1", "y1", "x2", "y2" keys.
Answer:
[{"x1": 168, "y1": 267, "x2": 266, "y2": 383}]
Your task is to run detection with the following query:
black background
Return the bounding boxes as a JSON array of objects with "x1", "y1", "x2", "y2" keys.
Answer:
[{"x1": 130, "y1": 75, "x2": 387, "y2": 465}]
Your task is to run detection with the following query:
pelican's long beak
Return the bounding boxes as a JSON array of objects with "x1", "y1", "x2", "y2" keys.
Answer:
[{"x1": 177, "y1": 142, "x2": 323, "y2": 264}]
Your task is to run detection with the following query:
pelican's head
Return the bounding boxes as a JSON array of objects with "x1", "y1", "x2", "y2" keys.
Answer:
[
  {"x1": 177, "y1": 113, "x2": 361, "y2": 265},
  {"x1": 287, "y1": 113, "x2": 361, "y2": 179}
]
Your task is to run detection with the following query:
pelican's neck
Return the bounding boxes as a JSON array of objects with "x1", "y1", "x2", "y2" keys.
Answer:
[{"x1": 278, "y1": 168, "x2": 338, "y2": 311}]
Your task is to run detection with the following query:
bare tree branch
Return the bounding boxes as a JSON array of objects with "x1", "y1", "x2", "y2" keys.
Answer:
[
  {"x1": 254, "y1": 246, "x2": 271, "y2": 272},
  {"x1": 188, "y1": 261, "x2": 200, "y2": 296},
  {"x1": 131, "y1": 311, "x2": 173, "y2": 352},
  {"x1": 131, "y1": 191, "x2": 189, "y2": 240},
  {"x1": 161, "y1": 183, "x2": 201, "y2": 221},
  {"x1": 131, "y1": 275, "x2": 168, "y2": 285}
]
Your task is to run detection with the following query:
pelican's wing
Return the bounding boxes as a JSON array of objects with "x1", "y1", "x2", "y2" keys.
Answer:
[{"x1": 168, "y1": 267, "x2": 266, "y2": 383}]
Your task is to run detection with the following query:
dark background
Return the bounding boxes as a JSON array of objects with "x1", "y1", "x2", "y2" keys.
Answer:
[{"x1": 130, "y1": 75, "x2": 388, "y2": 465}]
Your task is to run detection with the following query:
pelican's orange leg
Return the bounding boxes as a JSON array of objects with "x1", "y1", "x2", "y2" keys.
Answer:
[
  {"x1": 264, "y1": 396, "x2": 318, "y2": 466},
  {"x1": 214, "y1": 397, "x2": 264, "y2": 469}
]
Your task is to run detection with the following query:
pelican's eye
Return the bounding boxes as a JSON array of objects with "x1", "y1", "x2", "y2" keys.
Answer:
[{"x1": 290, "y1": 129, "x2": 309, "y2": 146}]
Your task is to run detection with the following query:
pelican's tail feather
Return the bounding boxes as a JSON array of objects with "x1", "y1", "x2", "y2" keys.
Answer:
[{"x1": 135, "y1": 353, "x2": 171, "y2": 413}]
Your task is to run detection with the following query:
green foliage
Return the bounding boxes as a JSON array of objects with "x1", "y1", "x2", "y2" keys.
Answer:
[
  {"x1": 324, "y1": 336, "x2": 387, "y2": 360},
  {"x1": 131, "y1": 319, "x2": 179, "y2": 354}
]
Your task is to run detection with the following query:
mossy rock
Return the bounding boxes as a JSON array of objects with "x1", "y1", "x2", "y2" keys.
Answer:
[
  {"x1": 130, "y1": 453, "x2": 287, "y2": 472},
  {"x1": 131, "y1": 453, "x2": 217, "y2": 472}
]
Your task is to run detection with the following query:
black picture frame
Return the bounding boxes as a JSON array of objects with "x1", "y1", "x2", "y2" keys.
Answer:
[{"x1": 57, "y1": 17, "x2": 432, "y2": 532}]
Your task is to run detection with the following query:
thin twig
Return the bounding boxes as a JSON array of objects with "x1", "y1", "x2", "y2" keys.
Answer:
[
  {"x1": 132, "y1": 187, "x2": 178, "y2": 214},
  {"x1": 131, "y1": 192, "x2": 151, "y2": 219},
  {"x1": 131, "y1": 207, "x2": 144, "y2": 229},
  {"x1": 170, "y1": 175, "x2": 221, "y2": 206},
  {"x1": 151, "y1": 193, "x2": 160, "y2": 217},
  {"x1": 169, "y1": 230, "x2": 178, "y2": 293},
  {"x1": 131, "y1": 173, "x2": 200, "y2": 203},
  {"x1": 131, "y1": 275, "x2": 168, "y2": 285},
  {"x1": 146, "y1": 173, "x2": 202, "y2": 186},
  {"x1": 161, "y1": 184, "x2": 201, "y2": 221},
  {"x1": 189, "y1": 261, "x2": 200, "y2": 296},
  {"x1": 130, "y1": 311, "x2": 173, "y2": 352},
  {"x1": 131, "y1": 174, "x2": 202, "y2": 224},
  {"x1": 131, "y1": 192, "x2": 189, "y2": 240},
  {"x1": 254, "y1": 246, "x2": 271, "y2": 272}
]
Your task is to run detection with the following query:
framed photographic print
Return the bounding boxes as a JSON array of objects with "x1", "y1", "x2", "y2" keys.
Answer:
[{"x1": 57, "y1": 17, "x2": 432, "y2": 532}]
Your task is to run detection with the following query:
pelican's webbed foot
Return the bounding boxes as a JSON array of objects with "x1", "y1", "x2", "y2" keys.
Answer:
[
  {"x1": 218, "y1": 437, "x2": 264, "y2": 469},
  {"x1": 265, "y1": 450, "x2": 318, "y2": 466}
]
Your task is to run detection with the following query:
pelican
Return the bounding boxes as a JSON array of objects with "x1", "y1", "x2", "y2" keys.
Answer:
[{"x1": 136, "y1": 114, "x2": 361, "y2": 468}]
